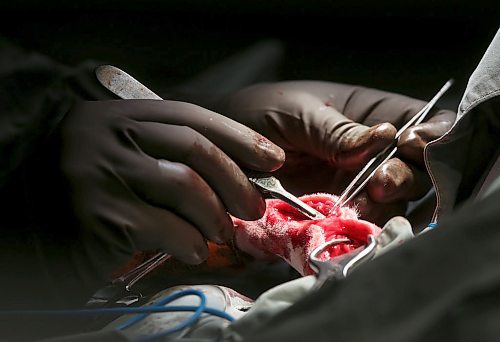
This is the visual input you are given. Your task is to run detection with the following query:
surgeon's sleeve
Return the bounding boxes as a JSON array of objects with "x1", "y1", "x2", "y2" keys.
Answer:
[{"x1": 0, "y1": 38, "x2": 111, "y2": 187}]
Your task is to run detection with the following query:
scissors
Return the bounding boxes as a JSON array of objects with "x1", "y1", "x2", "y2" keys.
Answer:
[{"x1": 91, "y1": 65, "x2": 325, "y2": 304}]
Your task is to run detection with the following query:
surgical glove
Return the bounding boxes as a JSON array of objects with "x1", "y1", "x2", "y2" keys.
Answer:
[
  {"x1": 218, "y1": 81, "x2": 455, "y2": 225},
  {"x1": 30, "y1": 99, "x2": 284, "y2": 283}
]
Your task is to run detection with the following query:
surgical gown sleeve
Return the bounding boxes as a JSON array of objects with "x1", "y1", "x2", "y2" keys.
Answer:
[{"x1": 0, "y1": 38, "x2": 112, "y2": 340}]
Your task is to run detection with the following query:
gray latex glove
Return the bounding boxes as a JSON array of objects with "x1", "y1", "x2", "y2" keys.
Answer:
[
  {"x1": 218, "y1": 81, "x2": 455, "y2": 225},
  {"x1": 26, "y1": 99, "x2": 284, "y2": 296}
]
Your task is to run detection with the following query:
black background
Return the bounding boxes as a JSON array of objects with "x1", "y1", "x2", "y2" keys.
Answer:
[
  {"x1": 1, "y1": 1, "x2": 499, "y2": 109},
  {"x1": 0, "y1": 0, "x2": 499, "y2": 315}
]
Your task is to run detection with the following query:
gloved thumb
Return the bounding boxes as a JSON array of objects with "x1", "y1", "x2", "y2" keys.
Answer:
[
  {"x1": 219, "y1": 84, "x2": 396, "y2": 170},
  {"x1": 299, "y1": 99, "x2": 397, "y2": 170},
  {"x1": 330, "y1": 122, "x2": 397, "y2": 170}
]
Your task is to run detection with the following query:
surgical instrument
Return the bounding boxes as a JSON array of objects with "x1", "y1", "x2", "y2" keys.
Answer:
[
  {"x1": 87, "y1": 252, "x2": 172, "y2": 307},
  {"x1": 309, "y1": 235, "x2": 377, "y2": 290},
  {"x1": 93, "y1": 65, "x2": 326, "y2": 302},
  {"x1": 249, "y1": 176, "x2": 325, "y2": 219},
  {"x1": 333, "y1": 79, "x2": 454, "y2": 209},
  {"x1": 95, "y1": 65, "x2": 324, "y2": 220}
]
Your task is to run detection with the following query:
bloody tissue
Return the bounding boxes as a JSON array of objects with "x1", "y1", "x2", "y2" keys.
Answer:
[{"x1": 232, "y1": 193, "x2": 380, "y2": 275}]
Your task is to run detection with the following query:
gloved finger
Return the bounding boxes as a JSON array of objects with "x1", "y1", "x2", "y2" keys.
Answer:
[
  {"x1": 319, "y1": 83, "x2": 435, "y2": 128},
  {"x1": 298, "y1": 97, "x2": 397, "y2": 169},
  {"x1": 217, "y1": 83, "x2": 398, "y2": 169},
  {"x1": 122, "y1": 155, "x2": 236, "y2": 244},
  {"x1": 241, "y1": 89, "x2": 397, "y2": 169},
  {"x1": 130, "y1": 121, "x2": 266, "y2": 220},
  {"x1": 79, "y1": 192, "x2": 208, "y2": 265},
  {"x1": 133, "y1": 203, "x2": 209, "y2": 265},
  {"x1": 366, "y1": 158, "x2": 432, "y2": 203},
  {"x1": 332, "y1": 122, "x2": 397, "y2": 170},
  {"x1": 230, "y1": 82, "x2": 430, "y2": 127},
  {"x1": 334, "y1": 101, "x2": 399, "y2": 171},
  {"x1": 350, "y1": 192, "x2": 407, "y2": 226},
  {"x1": 397, "y1": 109, "x2": 456, "y2": 165},
  {"x1": 124, "y1": 100, "x2": 285, "y2": 172}
]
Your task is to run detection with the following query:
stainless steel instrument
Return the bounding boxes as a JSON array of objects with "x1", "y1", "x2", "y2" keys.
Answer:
[
  {"x1": 332, "y1": 79, "x2": 453, "y2": 209},
  {"x1": 93, "y1": 65, "x2": 325, "y2": 298}
]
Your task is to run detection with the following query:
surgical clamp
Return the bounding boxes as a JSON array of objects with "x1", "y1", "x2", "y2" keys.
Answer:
[{"x1": 309, "y1": 235, "x2": 378, "y2": 290}]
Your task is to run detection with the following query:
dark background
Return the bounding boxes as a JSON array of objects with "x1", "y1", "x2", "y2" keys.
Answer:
[
  {"x1": 1, "y1": 1, "x2": 499, "y2": 109},
  {"x1": 0, "y1": 0, "x2": 499, "y2": 308}
]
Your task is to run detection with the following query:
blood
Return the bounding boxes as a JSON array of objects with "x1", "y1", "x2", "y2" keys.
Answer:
[{"x1": 233, "y1": 193, "x2": 380, "y2": 275}]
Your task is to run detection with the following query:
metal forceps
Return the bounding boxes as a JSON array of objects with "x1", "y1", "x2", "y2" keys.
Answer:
[
  {"x1": 332, "y1": 79, "x2": 454, "y2": 209},
  {"x1": 309, "y1": 235, "x2": 378, "y2": 290}
]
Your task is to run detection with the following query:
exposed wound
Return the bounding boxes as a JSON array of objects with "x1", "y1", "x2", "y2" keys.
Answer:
[{"x1": 232, "y1": 193, "x2": 380, "y2": 275}]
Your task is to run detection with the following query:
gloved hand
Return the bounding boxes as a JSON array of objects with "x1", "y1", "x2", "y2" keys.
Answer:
[
  {"x1": 29, "y1": 99, "x2": 284, "y2": 283},
  {"x1": 217, "y1": 81, "x2": 455, "y2": 225}
]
